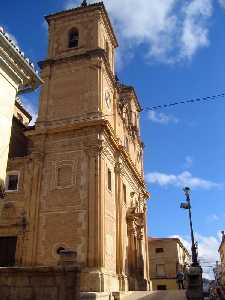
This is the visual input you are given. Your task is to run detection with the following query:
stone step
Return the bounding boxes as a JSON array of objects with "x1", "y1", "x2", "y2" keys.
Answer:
[{"x1": 80, "y1": 291, "x2": 187, "y2": 300}]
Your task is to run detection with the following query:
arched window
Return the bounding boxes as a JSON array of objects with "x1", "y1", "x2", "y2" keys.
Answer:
[{"x1": 68, "y1": 28, "x2": 79, "y2": 48}]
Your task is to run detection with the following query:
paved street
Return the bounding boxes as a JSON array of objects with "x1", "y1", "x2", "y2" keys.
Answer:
[{"x1": 124, "y1": 291, "x2": 186, "y2": 300}]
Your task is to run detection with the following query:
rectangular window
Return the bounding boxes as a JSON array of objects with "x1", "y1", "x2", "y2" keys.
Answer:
[
  {"x1": 56, "y1": 164, "x2": 73, "y2": 189},
  {"x1": 156, "y1": 247, "x2": 164, "y2": 253},
  {"x1": 5, "y1": 172, "x2": 19, "y2": 192},
  {"x1": 123, "y1": 184, "x2": 126, "y2": 203},
  {"x1": 156, "y1": 264, "x2": 165, "y2": 276},
  {"x1": 108, "y1": 168, "x2": 112, "y2": 191},
  {"x1": 157, "y1": 285, "x2": 167, "y2": 290}
]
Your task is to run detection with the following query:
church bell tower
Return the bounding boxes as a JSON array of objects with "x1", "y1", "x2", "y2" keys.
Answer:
[
  {"x1": 27, "y1": 1, "x2": 150, "y2": 295},
  {"x1": 37, "y1": 1, "x2": 118, "y2": 127}
]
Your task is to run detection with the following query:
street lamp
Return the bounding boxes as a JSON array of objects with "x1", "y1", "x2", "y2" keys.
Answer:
[
  {"x1": 181, "y1": 187, "x2": 203, "y2": 299},
  {"x1": 180, "y1": 187, "x2": 199, "y2": 266}
]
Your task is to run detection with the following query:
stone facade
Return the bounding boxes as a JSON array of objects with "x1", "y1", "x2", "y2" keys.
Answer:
[
  {"x1": 0, "y1": 28, "x2": 41, "y2": 188},
  {"x1": 0, "y1": 2, "x2": 150, "y2": 296},
  {"x1": 218, "y1": 231, "x2": 225, "y2": 288},
  {"x1": 148, "y1": 238, "x2": 191, "y2": 290},
  {"x1": 0, "y1": 265, "x2": 80, "y2": 300}
]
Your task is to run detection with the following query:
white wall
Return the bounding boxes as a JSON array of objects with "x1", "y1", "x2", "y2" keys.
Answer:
[{"x1": 0, "y1": 69, "x2": 18, "y2": 184}]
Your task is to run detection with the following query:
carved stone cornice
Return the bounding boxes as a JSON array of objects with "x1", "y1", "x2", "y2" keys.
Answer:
[
  {"x1": 0, "y1": 30, "x2": 42, "y2": 90},
  {"x1": 26, "y1": 119, "x2": 107, "y2": 137},
  {"x1": 38, "y1": 48, "x2": 118, "y2": 92},
  {"x1": 39, "y1": 48, "x2": 106, "y2": 69}
]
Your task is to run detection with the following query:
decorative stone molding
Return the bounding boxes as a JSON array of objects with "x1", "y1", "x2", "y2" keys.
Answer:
[
  {"x1": 114, "y1": 162, "x2": 122, "y2": 174},
  {"x1": 84, "y1": 140, "x2": 104, "y2": 159},
  {"x1": 126, "y1": 205, "x2": 145, "y2": 240},
  {"x1": 0, "y1": 27, "x2": 42, "y2": 91}
]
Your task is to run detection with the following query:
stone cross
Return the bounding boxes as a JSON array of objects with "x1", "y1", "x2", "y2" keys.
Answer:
[{"x1": 81, "y1": 0, "x2": 88, "y2": 7}]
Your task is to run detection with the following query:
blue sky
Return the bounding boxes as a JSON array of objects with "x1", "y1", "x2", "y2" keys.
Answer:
[{"x1": 1, "y1": 0, "x2": 225, "y2": 277}]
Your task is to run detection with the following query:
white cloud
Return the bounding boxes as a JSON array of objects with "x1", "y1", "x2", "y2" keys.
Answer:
[
  {"x1": 171, "y1": 234, "x2": 220, "y2": 280},
  {"x1": 197, "y1": 233, "x2": 220, "y2": 279},
  {"x1": 219, "y1": 0, "x2": 225, "y2": 8},
  {"x1": 65, "y1": 0, "x2": 216, "y2": 64},
  {"x1": 146, "y1": 171, "x2": 222, "y2": 190},
  {"x1": 180, "y1": 0, "x2": 213, "y2": 59},
  {"x1": 148, "y1": 111, "x2": 179, "y2": 124},
  {"x1": 183, "y1": 156, "x2": 193, "y2": 169}
]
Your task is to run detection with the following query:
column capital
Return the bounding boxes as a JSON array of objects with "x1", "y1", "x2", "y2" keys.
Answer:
[
  {"x1": 84, "y1": 140, "x2": 104, "y2": 158},
  {"x1": 114, "y1": 162, "x2": 122, "y2": 174}
]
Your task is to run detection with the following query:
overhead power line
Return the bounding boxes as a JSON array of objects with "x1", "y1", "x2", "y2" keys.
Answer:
[{"x1": 144, "y1": 93, "x2": 225, "y2": 111}]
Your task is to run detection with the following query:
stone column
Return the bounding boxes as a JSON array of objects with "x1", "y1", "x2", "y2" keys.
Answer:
[
  {"x1": 127, "y1": 207, "x2": 138, "y2": 291},
  {"x1": 87, "y1": 144, "x2": 104, "y2": 269},
  {"x1": 25, "y1": 152, "x2": 44, "y2": 266},
  {"x1": 115, "y1": 162, "x2": 127, "y2": 291}
]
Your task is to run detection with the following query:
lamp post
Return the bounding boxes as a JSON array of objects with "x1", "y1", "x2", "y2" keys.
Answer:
[
  {"x1": 181, "y1": 187, "x2": 203, "y2": 300},
  {"x1": 181, "y1": 187, "x2": 198, "y2": 266}
]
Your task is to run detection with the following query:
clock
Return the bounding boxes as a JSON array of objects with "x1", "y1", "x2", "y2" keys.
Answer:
[{"x1": 105, "y1": 91, "x2": 111, "y2": 109}]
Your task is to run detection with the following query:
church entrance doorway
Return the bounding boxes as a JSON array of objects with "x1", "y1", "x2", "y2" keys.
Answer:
[{"x1": 0, "y1": 236, "x2": 17, "y2": 267}]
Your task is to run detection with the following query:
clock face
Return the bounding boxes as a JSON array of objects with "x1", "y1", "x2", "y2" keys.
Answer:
[{"x1": 105, "y1": 91, "x2": 111, "y2": 109}]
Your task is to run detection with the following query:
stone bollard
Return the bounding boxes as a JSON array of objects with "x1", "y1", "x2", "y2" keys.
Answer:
[{"x1": 186, "y1": 266, "x2": 203, "y2": 300}]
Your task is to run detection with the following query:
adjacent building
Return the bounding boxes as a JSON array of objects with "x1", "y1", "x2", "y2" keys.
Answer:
[
  {"x1": 0, "y1": 2, "x2": 150, "y2": 297},
  {"x1": 213, "y1": 261, "x2": 223, "y2": 287},
  {"x1": 148, "y1": 237, "x2": 191, "y2": 290},
  {"x1": 0, "y1": 27, "x2": 42, "y2": 194},
  {"x1": 218, "y1": 231, "x2": 225, "y2": 288}
]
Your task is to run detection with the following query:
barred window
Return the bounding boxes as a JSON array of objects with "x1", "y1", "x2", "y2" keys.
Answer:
[
  {"x1": 68, "y1": 28, "x2": 79, "y2": 48},
  {"x1": 5, "y1": 172, "x2": 19, "y2": 192}
]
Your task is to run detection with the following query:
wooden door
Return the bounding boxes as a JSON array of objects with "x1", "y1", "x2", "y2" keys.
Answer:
[{"x1": 0, "y1": 236, "x2": 17, "y2": 267}]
